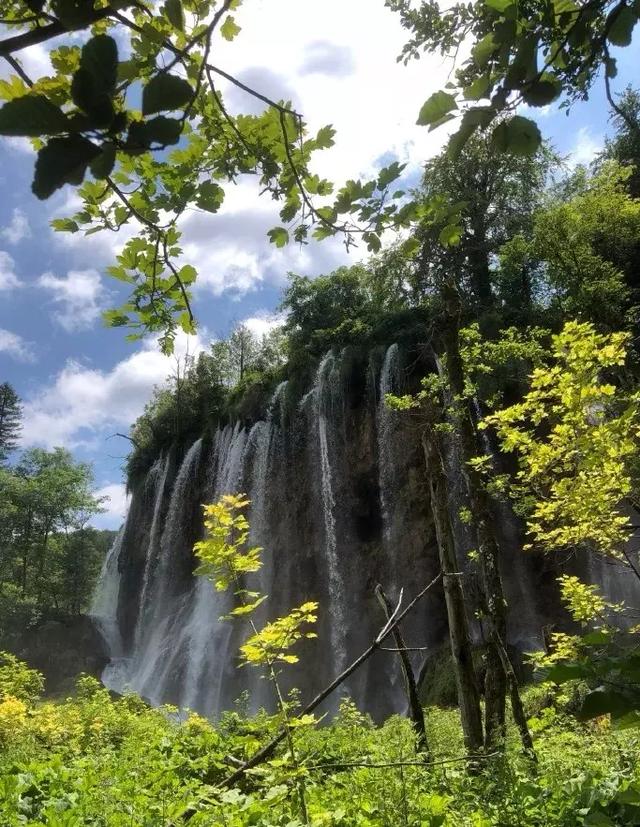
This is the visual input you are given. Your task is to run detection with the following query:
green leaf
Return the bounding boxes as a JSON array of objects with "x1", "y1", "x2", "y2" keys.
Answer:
[
  {"x1": 32, "y1": 135, "x2": 101, "y2": 199},
  {"x1": 142, "y1": 73, "x2": 193, "y2": 116},
  {"x1": 0, "y1": 94, "x2": 68, "y2": 136},
  {"x1": 363, "y1": 232, "x2": 381, "y2": 253},
  {"x1": 220, "y1": 15, "x2": 241, "y2": 40},
  {"x1": 439, "y1": 223, "x2": 462, "y2": 246},
  {"x1": 268, "y1": 227, "x2": 289, "y2": 247},
  {"x1": 80, "y1": 35, "x2": 118, "y2": 96},
  {"x1": 141, "y1": 116, "x2": 182, "y2": 146},
  {"x1": 491, "y1": 115, "x2": 541, "y2": 156},
  {"x1": 196, "y1": 181, "x2": 225, "y2": 212},
  {"x1": 447, "y1": 107, "x2": 494, "y2": 159},
  {"x1": 377, "y1": 161, "x2": 405, "y2": 189},
  {"x1": 417, "y1": 91, "x2": 457, "y2": 127},
  {"x1": 607, "y1": 6, "x2": 637, "y2": 46},
  {"x1": 578, "y1": 686, "x2": 634, "y2": 720},
  {"x1": 164, "y1": 0, "x2": 184, "y2": 30},
  {"x1": 71, "y1": 69, "x2": 115, "y2": 127},
  {"x1": 463, "y1": 74, "x2": 491, "y2": 101},
  {"x1": 544, "y1": 661, "x2": 589, "y2": 683},
  {"x1": 472, "y1": 33, "x2": 497, "y2": 67},
  {"x1": 90, "y1": 142, "x2": 116, "y2": 179},
  {"x1": 583, "y1": 813, "x2": 615, "y2": 827},
  {"x1": 484, "y1": 0, "x2": 514, "y2": 11},
  {"x1": 522, "y1": 76, "x2": 562, "y2": 106},
  {"x1": 51, "y1": 218, "x2": 79, "y2": 233},
  {"x1": 315, "y1": 125, "x2": 336, "y2": 149}
]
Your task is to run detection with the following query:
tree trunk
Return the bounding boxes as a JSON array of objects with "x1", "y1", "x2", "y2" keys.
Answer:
[
  {"x1": 439, "y1": 280, "x2": 533, "y2": 753},
  {"x1": 422, "y1": 432, "x2": 484, "y2": 753},
  {"x1": 375, "y1": 584, "x2": 429, "y2": 756}
]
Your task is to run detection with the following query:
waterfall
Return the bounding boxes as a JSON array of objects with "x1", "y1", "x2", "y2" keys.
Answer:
[
  {"x1": 90, "y1": 527, "x2": 125, "y2": 658},
  {"x1": 102, "y1": 439, "x2": 203, "y2": 701},
  {"x1": 315, "y1": 353, "x2": 347, "y2": 673},
  {"x1": 97, "y1": 343, "x2": 615, "y2": 721},
  {"x1": 180, "y1": 424, "x2": 249, "y2": 713},
  {"x1": 377, "y1": 344, "x2": 401, "y2": 588},
  {"x1": 134, "y1": 454, "x2": 170, "y2": 650}
]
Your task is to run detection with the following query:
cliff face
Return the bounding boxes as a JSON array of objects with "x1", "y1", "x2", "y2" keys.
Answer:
[{"x1": 91, "y1": 344, "x2": 636, "y2": 720}]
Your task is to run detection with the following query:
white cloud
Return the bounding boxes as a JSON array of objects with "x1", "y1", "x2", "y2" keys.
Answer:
[
  {"x1": 0, "y1": 328, "x2": 34, "y2": 362},
  {"x1": 242, "y1": 311, "x2": 286, "y2": 339},
  {"x1": 299, "y1": 41, "x2": 355, "y2": 77},
  {"x1": 570, "y1": 127, "x2": 603, "y2": 168},
  {"x1": 1, "y1": 208, "x2": 31, "y2": 244},
  {"x1": 21, "y1": 331, "x2": 207, "y2": 450},
  {"x1": 38, "y1": 269, "x2": 107, "y2": 331},
  {"x1": 92, "y1": 483, "x2": 130, "y2": 530},
  {"x1": 5, "y1": 3, "x2": 456, "y2": 321},
  {"x1": 0, "y1": 250, "x2": 21, "y2": 290}
]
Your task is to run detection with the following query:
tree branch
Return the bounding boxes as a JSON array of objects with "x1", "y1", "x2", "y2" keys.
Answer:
[
  {"x1": 0, "y1": 6, "x2": 118, "y2": 55},
  {"x1": 172, "y1": 573, "x2": 442, "y2": 823}
]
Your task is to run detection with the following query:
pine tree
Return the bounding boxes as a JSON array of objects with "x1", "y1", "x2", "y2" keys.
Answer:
[{"x1": 0, "y1": 383, "x2": 22, "y2": 463}]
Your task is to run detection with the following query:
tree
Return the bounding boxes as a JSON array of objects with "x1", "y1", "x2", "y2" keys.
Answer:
[
  {"x1": 600, "y1": 85, "x2": 640, "y2": 197},
  {"x1": 2, "y1": 0, "x2": 633, "y2": 349},
  {"x1": 497, "y1": 161, "x2": 640, "y2": 328},
  {"x1": 0, "y1": 0, "x2": 408, "y2": 351},
  {"x1": 416, "y1": 131, "x2": 557, "y2": 318},
  {"x1": 0, "y1": 384, "x2": 21, "y2": 464},
  {"x1": 227, "y1": 324, "x2": 259, "y2": 384},
  {"x1": 390, "y1": 0, "x2": 640, "y2": 162},
  {"x1": 0, "y1": 448, "x2": 103, "y2": 600},
  {"x1": 484, "y1": 321, "x2": 640, "y2": 573}
]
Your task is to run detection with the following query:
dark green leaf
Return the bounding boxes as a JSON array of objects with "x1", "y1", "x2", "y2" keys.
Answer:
[
  {"x1": 447, "y1": 107, "x2": 494, "y2": 159},
  {"x1": 522, "y1": 77, "x2": 562, "y2": 106},
  {"x1": 164, "y1": 0, "x2": 184, "y2": 30},
  {"x1": 141, "y1": 116, "x2": 182, "y2": 146},
  {"x1": 0, "y1": 94, "x2": 68, "y2": 136},
  {"x1": 80, "y1": 35, "x2": 118, "y2": 96},
  {"x1": 577, "y1": 686, "x2": 634, "y2": 720},
  {"x1": 315, "y1": 125, "x2": 336, "y2": 149},
  {"x1": 417, "y1": 91, "x2": 457, "y2": 127},
  {"x1": 142, "y1": 73, "x2": 193, "y2": 116},
  {"x1": 268, "y1": 227, "x2": 289, "y2": 247},
  {"x1": 32, "y1": 135, "x2": 101, "y2": 199},
  {"x1": 544, "y1": 661, "x2": 589, "y2": 683},
  {"x1": 377, "y1": 161, "x2": 405, "y2": 189},
  {"x1": 491, "y1": 115, "x2": 541, "y2": 156},
  {"x1": 616, "y1": 787, "x2": 640, "y2": 805},
  {"x1": 90, "y1": 142, "x2": 116, "y2": 179},
  {"x1": 439, "y1": 223, "x2": 462, "y2": 245},
  {"x1": 463, "y1": 74, "x2": 491, "y2": 101},
  {"x1": 71, "y1": 69, "x2": 115, "y2": 127},
  {"x1": 607, "y1": 6, "x2": 637, "y2": 46},
  {"x1": 583, "y1": 814, "x2": 615, "y2": 827},
  {"x1": 484, "y1": 0, "x2": 514, "y2": 11},
  {"x1": 196, "y1": 181, "x2": 225, "y2": 212},
  {"x1": 472, "y1": 33, "x2": 497, "y2": 67}
]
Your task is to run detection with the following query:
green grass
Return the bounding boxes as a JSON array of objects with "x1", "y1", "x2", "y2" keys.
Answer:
[{"x1": 1, "y1": 671, "x2": 639, "y2": 826}]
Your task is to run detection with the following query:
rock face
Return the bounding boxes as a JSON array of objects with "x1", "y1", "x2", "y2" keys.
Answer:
[
  {"x1": 91, "y1": 344, "x2": 639, "y2": 720},
  {"x1": 8, "y1": 615, "x2": 108, "y2": 695}
]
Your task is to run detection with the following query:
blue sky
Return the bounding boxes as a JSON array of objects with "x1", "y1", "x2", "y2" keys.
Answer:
[{"x1": 0, "y1": 1, "x2": 638, "y2": 528}]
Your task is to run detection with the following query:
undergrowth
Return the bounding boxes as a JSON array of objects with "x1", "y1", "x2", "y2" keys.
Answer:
[{"x1": 0, "y1": 658, "x2": 639, "y2": 826}]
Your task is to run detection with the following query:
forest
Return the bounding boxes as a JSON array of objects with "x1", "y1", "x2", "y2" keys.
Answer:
[{"x1": 1, "y1": 0, "x2": 640, "y2": 824}]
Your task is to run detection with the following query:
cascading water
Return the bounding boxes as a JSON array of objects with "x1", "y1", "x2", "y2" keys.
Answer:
[
  {"x1": 314, "y1": 353, "x2": 348, "y2": 673},
  {"x1": 134, "y1": 454, "x2": 170, "y2": 650},
  {"x1": 103, "y1": 439, "x2": 203, "y2": 701},
  {"x1": 180, "y1": 424, "x2": 250, "y2": 713},
  {"x1": 377, "y1": 344, "x2": 402, "y2": 589},
  {"x1": 94, "y1": 343, "x2": 640, "y2": 721},
  {"x1": 90, "y1": 527, "x2": 125, "y2": 659}
]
